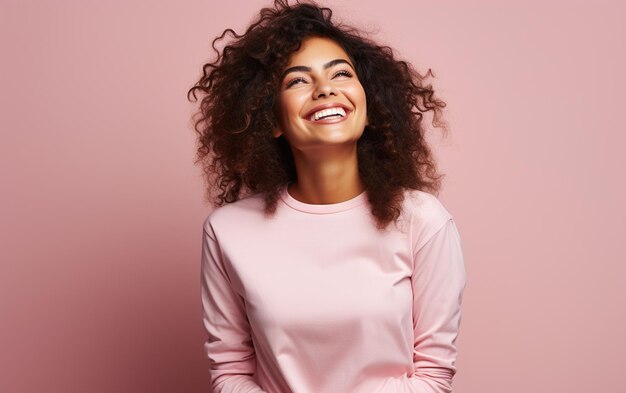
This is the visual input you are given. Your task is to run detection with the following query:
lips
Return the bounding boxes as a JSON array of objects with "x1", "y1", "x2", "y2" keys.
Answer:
[{"x1": 303, "y1": 102, "x2": 352, "y2": 120}]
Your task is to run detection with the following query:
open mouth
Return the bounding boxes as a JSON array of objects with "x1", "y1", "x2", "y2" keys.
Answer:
[{"x1": 306, "y1": 107, "x2": 350, "y2": 123}]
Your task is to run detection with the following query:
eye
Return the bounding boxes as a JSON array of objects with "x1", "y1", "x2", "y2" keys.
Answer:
[
  {"x1": 285, "y1": 77, "x2": 307, "y2": 88},
  {"x1": 332, "y1": 69, "x2": 353, "y2": 78}
]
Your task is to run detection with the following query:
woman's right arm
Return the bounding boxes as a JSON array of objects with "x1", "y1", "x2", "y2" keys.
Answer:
[{"x1": 201, "y1": 221, "x2": 267, "y2": 393}]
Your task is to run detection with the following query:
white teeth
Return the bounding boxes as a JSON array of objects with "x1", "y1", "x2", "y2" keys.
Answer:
[{"x1": 309, "y1": 107, "x2": 347, "y2": 121}]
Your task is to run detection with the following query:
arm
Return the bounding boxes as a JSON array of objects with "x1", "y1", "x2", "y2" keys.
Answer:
[
  {"x1": 378, "y1": 218, "x2": 467, "y2": 393},
  {"x1": 201, "y1": 223, "x2": 267, "y2": 393}
]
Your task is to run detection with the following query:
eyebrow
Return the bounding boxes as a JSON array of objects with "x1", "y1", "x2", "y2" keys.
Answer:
[{"x1": 281, "y1": 58, "x2": 355, "y2": 81}]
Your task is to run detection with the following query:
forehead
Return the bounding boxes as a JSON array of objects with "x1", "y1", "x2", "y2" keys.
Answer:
[{"x1": 286, "y1": 36, "x2": 351, "y2": 66}]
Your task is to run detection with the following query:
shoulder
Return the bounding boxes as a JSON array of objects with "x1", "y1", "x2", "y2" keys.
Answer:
[
  {"x1": 401, "y1": 188, "x2": 454, "y2": 251},
  {"x1": 202, "y1": 192, "x2": 267, "y2": 238},
  {"x1": 402, "y1": 188, "x2": 453, "y2": 223}
]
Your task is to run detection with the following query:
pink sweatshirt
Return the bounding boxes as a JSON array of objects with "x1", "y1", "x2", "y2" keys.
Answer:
[{"x1": 200, "y1": 185, "x2": 467, "y2": 393}]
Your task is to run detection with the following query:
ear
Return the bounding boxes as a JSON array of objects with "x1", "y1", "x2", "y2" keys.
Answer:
[
  {"x1": 272, "y1": 128, "x2": 283, "y2": 138},
  {"x1": 365, "y1": 117, "x2": 369, "y2": 126}
]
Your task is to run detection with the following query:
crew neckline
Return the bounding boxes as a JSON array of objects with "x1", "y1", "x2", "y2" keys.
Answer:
[{"x1": 279, "y1": 185, "x2": 368, "y2": 214}]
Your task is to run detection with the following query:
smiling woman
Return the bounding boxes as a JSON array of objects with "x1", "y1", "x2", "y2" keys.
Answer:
[
  {"x1": 272, "y1": 36, "x2": 369, "y2": 199},
  {"x1": 187, "y1": 1, "x2": 466, "y2": 392}
]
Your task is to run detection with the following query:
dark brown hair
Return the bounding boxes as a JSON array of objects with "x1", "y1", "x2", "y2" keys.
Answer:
[{"x1": 187, "y1": 0, "x2": 448, "y2": 230}]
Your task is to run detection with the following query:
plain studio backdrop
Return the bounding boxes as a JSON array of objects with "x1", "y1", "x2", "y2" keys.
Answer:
[{"x1": 1, "y1": 0, "x2": 624, "y2": 392}]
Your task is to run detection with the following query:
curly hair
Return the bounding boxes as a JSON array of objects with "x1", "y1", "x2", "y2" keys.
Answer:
[{"x1": 187, "y1": 0, "x2": 449, "y2": 230}]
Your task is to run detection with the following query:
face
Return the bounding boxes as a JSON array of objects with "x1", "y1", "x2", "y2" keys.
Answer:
[{"x1": 273, "y1": 36, "x2": 368, "y2": 152}]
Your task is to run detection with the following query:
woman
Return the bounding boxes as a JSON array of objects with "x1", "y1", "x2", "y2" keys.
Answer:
[{"x1": 187, "y1": 1, "x2": 467, "y2": 392}]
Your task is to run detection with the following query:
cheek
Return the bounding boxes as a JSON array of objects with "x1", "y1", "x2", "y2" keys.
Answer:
[
  {"x1": 345, "y1": 82, "x2": 367, "y2": 105},
  {"x1": 356, "y1": 85, "x2": 367, "y2": 106},
  {"x1": 349, "y1": 85, "x2": 367, "y2": 118},
  {"x1": 275, "y1": 100, "x2": 292, "y2": 127},
  {"x1": 357, "y1": 87, "x2": 368, "y2": 120},
  {"x1": 277, "y1": 93, "x2": 304, "y2": 120}
]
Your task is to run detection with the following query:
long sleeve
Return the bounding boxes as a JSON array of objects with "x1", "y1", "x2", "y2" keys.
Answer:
[
  {"x1": 377, "y1": 218, "x2": 467, "y2": 393},
  {"x1": 200, "y1": 222, "x2": 267, "y2": 393}
]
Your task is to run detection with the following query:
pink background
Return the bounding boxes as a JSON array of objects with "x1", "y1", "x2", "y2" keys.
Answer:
[{"x1": 2, "y1": 0, "x2": 625, "y2": 392}]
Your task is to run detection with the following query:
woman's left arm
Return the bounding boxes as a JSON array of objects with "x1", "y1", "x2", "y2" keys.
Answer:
[{"x1": 379, "y1": 218, "x2": 468, "y2": 393}]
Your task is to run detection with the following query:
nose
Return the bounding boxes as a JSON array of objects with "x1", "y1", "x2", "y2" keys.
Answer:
[{"x1": 312, "y1": 79, "x2": 338, "y2": 99}]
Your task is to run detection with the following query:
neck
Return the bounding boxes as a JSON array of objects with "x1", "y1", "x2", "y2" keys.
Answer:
[{"x1": 289, "y1": 144, "x2": 364, "y2": 204}]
